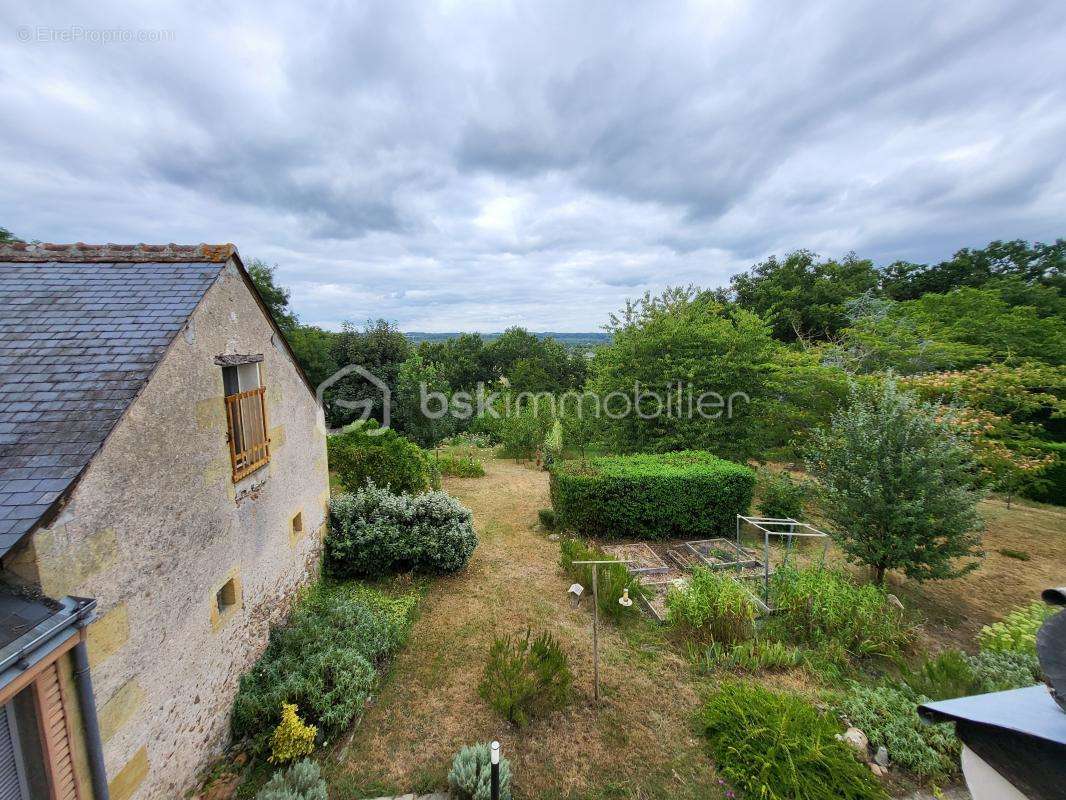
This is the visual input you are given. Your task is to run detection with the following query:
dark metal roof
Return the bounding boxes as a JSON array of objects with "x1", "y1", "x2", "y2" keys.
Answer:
[
  {"x1": 0, "y1": 245, "x2": 230, "y2": 555},
  {"x1": 919, "y1": 685, "x2": 1066, "y2": 747}
]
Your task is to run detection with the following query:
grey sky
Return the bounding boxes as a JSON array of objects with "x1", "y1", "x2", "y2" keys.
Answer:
[{"x1": 2, "y1": 1, "x2": 1065, "y2": 331}]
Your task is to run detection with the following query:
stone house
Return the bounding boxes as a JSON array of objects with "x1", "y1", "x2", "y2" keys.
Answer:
[{"x1": 0, "y1": 243, "x2": 331, "y2": 799}]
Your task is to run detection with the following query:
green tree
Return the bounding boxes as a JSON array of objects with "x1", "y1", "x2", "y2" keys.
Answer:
[
  {"x1": 418, "y1": 332, "x2": 493, "y2": 390},
  {"x1": 247, "y1": 258, "x2": 298, "y2": 332},
  {"x1": 0, "y1": 227, "x2": 21, "y2": 243},
  {"x1": 805, "y1": 378, "x2": 984, "y2": 585},
  {"x1": 286, "y1": 325, "x2": 339, "y2": 388},
  {"x1": 881, "y1": 238, "x2": 1066, "y2": 299},
  {"x1": 729, "y1": 250, "x2": 880, "y2": 342},
  {"x1": 392, "y1": 353, "x2": 456, "y2": 447},
  {"x1": 558, "y1": 393, "x2": 603, "y2": 464},
  {"x1": 326, "y1": 319, "x2": 411, "y2": 428},
  {"x1": 593, "y1": 287, "x2": 781, "y2": 459}
]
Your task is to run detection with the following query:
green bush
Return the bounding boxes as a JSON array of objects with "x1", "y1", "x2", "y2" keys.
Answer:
[
  {"x1": 757, "y1": 468, "x2": 809, "y2": 520},
  {"x1": 768, "y1": 567, "x2": 913, "y2": 661},
  {"x1": 558, "y1": 537, "x2": 646, "y2": 622},
  {"x1": 700, "y1": 682, "x2": 886, "y2": 800},
  {"x1": 902, "y1": 650, "x2": 980, "y2": 700},
  {"x1": 701, "y1": 639, "x2": 805, "y2": 672},
  {"x1": 328, "y1": 422, "x2": 439, "y2": 495},
  {"x1": 449, "y1": 743, "x2": 512, "y2": 800},
  {"x1": 256, "y1": 759, "x2": 327, "y2": 800},
  {"x1": 549, "y1": 452, "x2": 754, "y2": 539},
  {"x1": 977, "y1": 601, "x2": 1055, "y2": 654},
  {"x1": 965, "y1": 649, "x2": 1041, "y2": 693},
  {"x1": 835, "y1": 683, "x2": 958, "y2": 777},
  {"x1": 1020, "y1": 440, "x2": 1066, "y2": 505},
  {"x1": 538, "y1": 508, "x2": 556, "y2": 530},
  {"x1": 479, "y1": 629, "x2": 573, "y2": 727},
  {"x1": 232, "y1": 582, "x2": 417, "y2": 754},
  {"x1": 434, "y1": 452, "x2": 486, "y2": 478},
  {"x1": 327, "y1": 484, "x2": 477, "y2": 578},
  {"x1": 666, "y1": 567, "x2": 756, "y2": 644}
]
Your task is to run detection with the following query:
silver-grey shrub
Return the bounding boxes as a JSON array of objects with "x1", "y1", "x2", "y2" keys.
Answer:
[
  {"x1": 256, "y1": 759, "x2": 327, "y2": 800},
  {"x1": 327, "y1": 483, "x2": 477, "y2": 577},
  {"x1": 448, "y1": 743, "x2": 512, "y2": 800}
]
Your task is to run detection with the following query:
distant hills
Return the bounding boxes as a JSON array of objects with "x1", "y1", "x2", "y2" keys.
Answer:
[{"x1": 405, "y1": 331, "x2": 611, "y2": 347}]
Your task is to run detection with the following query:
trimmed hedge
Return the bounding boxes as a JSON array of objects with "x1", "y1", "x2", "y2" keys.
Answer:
[{"x1": 548, "y1": 451, "x2": 754, "y2": 539}]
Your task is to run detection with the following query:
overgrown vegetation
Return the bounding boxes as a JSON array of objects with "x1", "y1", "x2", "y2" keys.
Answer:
[
  {"x1": 327, "y1": 484, "x2": 477, "y2": 578},
  {"x1": 700, "y1": 682, "x2": 887, "y2": 800},
  {"x1": 767, "y1": 566, "x2": 913, "y2": 662},
  {"x1": 328, "y1": 422, "x2": 439, "y2": 495},
  {"x1": 756, "y1": 468, "x2": 809, "y2": 520},
  {"x1": 549, "y1": 451, "x2": 754, "y2": 539},
  {"x1": 699, "y1": 639, "x2": 806, "y2": 673},
  {"x1": 835, "y1": 683, "x2": 959, "y2": 778},
  {"x1": 433, "y1": 451, "x2": 486, "y2": 478},
  {"x1": 232, "y1": 581, "x2": 417, "y2": 755},
  {"x1": 479, "y1": 629, "x2": 573, "y2": 727},
  {"x1": 665, "y1": 567, "x2": 756, "y2": 644}
]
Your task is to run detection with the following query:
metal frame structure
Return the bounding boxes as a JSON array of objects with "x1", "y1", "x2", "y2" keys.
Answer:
[{"x1": 736, "y1": 515, "x2": 831, "y2": 602}]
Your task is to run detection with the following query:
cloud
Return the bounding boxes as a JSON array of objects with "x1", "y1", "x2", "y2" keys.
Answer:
[{"x1": 1, "y1": 0, "x2": 1065, "y2": 331}]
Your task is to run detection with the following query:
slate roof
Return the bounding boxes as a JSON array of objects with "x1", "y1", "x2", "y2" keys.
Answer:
[{"x1": 0, "y1": 243, "x2": 235, "y2": 556}]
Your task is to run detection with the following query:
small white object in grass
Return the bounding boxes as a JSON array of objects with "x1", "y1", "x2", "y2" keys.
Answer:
[
  {"x1": 568, "y1": 583, "x2": 583, "y2": 597},
  {"x1": 618, "y1": 588, "x2": 633, "y2": 607},
  {"x1": 491, "y1": 741, "x2": 500, "y2": 764}
]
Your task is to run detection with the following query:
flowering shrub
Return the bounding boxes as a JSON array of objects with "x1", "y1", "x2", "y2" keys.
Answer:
[{"x1": 269, "y1": 703, "x2": 317, "y2": 763}]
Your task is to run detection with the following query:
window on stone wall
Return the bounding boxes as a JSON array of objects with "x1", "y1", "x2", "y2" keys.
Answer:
[
  {"x1": 216, "y1": 578, "x2": 239, "y2": 616},
  {"x1": 219, "y1": 357, "x2": 270, "y2": 482}
]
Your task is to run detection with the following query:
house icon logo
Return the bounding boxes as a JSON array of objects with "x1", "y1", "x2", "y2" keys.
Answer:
[{"x1": 316, "y1": 364, "x2": 390, "y2": 435}]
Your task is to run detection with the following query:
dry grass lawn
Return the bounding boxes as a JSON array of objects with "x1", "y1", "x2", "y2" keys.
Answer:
[
  {"x1": 327, "y1": 457, "x2": 721, "y2": 800},
  {"x1": 326, "y1": 455, "x2": 1066, "y2": 800}
]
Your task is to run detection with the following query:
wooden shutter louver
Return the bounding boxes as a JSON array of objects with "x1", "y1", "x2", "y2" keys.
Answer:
[
  {"x1": 225, "y1": 386, "x2": 271, "y2": 481},
  {"x1": 0, "y1": 705, "x2": 26, "y2": 800},
  {"x1": 33, "y1": 664, "x2": 80, "y2": 800}
]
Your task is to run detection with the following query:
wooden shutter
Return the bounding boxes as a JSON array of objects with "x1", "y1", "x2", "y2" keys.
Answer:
[
  {"x1": 0, "y1": 705, "x2": 27, "y2": 800},
  {"x1": 33, "y1": 664, "x2": 80, "y2": 800}
]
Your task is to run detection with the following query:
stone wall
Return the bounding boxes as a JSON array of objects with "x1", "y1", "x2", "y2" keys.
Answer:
[{"x1": 3, "y1": 260, "x2": 330, "y2": 798}]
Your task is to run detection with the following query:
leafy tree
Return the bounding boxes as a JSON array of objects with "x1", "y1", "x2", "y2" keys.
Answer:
[
  {"x1": 729, "y1": 250, "x2": 880, "y2": 342},
  {"x1": 418, "y1": 332, "x2": 494, "y2": 390},
  {"x1": 594, "y1": 287, "x2": 782, "y2": 460},
  {"x1": 558, "y1": 393, "x2": 603, "y2": 464},
  {"x1": 326, "y1": 319, "x2": 411, "y2": 428},
  {"x1": 247, "y1": 258, "x2": 298, "y2": 332},
  {"x1": 881, "y1": 238, "x2": 1066, "y2": 299},
  {"x1": 392, "y1": 354, "x2": 456, "y2": 447},
  {"x1": 286, "y1": 325, "x2": 339, "y2": 388},
  {"x1": 486, "y1": 327, "x2": 587, "y2": 391},
  {"x1": 0, "y1": 227, "x2": 21, "y2": 243},
  {"x1": 805, "y1": 377, "x2": 984, "y2": 585}
]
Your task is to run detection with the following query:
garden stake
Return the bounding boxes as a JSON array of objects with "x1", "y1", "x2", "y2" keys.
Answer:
[
  {"x1": 490, "y1": 740, "x2": 500, "y2": 800},
  {"x1": 572, "y1": 559, "x2": 634, "y2": 703}
]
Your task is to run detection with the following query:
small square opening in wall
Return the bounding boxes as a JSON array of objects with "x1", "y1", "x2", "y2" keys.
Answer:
[
  {"x1": 292, "y1": 512, "x2": 303, "y2": 535},
  {"x1": 216, "y1": 578, "x2": 239, "y2": 616}
]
